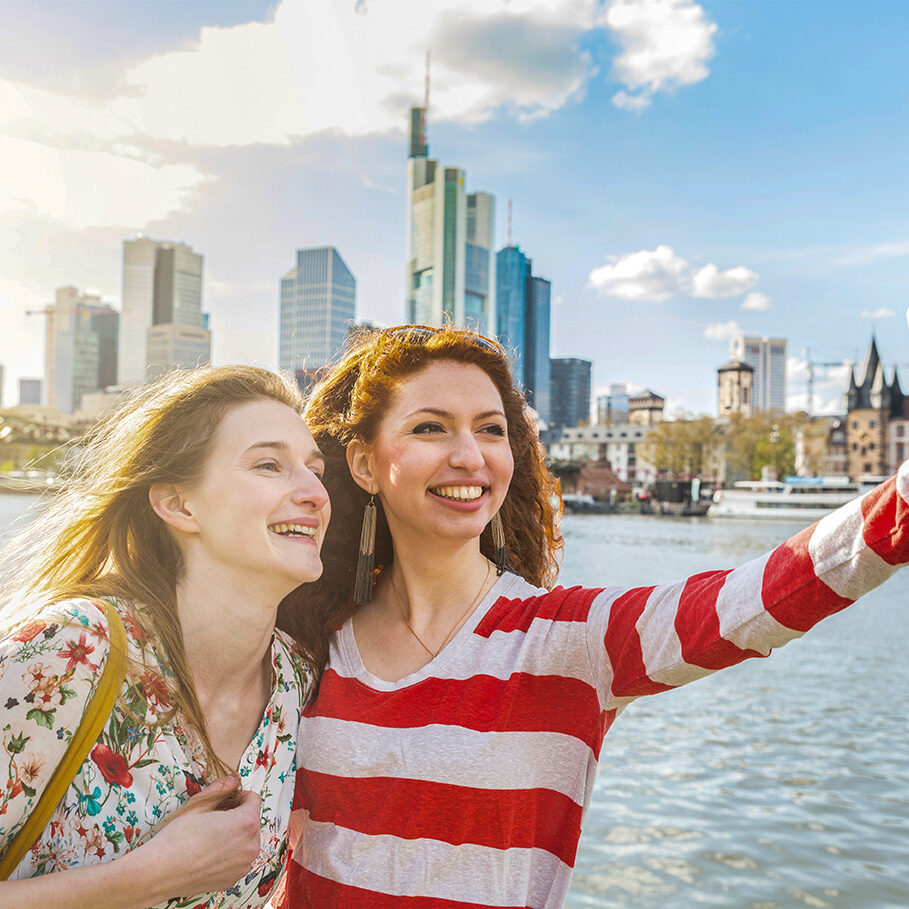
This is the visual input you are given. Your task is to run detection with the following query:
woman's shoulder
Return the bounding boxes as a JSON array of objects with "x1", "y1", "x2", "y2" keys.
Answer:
[
  {"x1": 272, "y1": 628, "x2": 317, "y2": 699},
  {"x1": 1, "y1": 597, "x2": 117, "y2": 659}
]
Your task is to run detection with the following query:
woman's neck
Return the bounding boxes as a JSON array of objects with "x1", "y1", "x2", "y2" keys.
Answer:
[
  {"x1": 387, "y1": 538, "x2": 492, "y2": 623},
  {"x1": 174, "y1": 558, "x2": 280, "y2": 702}
]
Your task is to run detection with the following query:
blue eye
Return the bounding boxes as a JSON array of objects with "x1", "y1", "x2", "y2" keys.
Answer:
[{"x1": 256, "y1": 461, "x2": 280, "y2": 472}]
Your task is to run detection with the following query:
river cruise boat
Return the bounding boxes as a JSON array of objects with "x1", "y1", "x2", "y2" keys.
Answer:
[{"x1": 709, "y1": 476, "x2": 860, "y2": 520}]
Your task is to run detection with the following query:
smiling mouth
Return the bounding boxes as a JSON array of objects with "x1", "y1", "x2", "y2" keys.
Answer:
[
  {"x1": 269, "y1": 523, "x2": 318, "y2": 538},
  {"x1": 429, "y1": 485, "x2": 486, "y2": 502}
]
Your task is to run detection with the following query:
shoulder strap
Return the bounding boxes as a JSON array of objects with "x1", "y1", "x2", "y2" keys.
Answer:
[{"x1": 0, "y1": 599, "x2": 128, "y2": 880}]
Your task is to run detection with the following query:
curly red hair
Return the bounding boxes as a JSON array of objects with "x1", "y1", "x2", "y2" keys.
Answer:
[{"x1": 279, "y1": 326, "x2": 563, "y2": 673}]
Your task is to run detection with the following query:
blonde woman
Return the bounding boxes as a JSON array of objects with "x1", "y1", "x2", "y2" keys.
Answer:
[{"x1": 0, "y1": 366, "x2": 329, "y2": 908}]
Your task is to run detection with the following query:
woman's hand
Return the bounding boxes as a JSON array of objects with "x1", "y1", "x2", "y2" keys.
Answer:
[
  {"x1": 0, "y1": 775, "x2": 263, "y2": 909},
  {"x1": 139, "y1": 775, "x2": 263, "y2": 898}
]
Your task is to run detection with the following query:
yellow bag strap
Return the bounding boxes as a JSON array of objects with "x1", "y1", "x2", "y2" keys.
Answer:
[{"x1": 0, "y1": 598, "x2": 128, "y2": 880}]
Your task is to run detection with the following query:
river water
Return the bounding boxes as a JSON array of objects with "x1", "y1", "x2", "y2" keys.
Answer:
[{"x1": 2, "y1": 495, "x2": 907, "y2": 907}]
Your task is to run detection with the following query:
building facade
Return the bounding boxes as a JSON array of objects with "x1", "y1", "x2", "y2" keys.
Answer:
[
  {"x1": 628, "y1": 390, "x2": 665, "y2": 426},
  {"x1": 729, "y1": 335, "x2": 786, "y2": 411},
  {"x1": 717, "y1": 359, "x2": 755, "y2": 418},
  {"x1": 596, "y1": 384, "x2": 632, "y2": 425},
  {"x1": 279, "y1": 247, "x2": 356, "y2": 374},
  {"x1": 45, "y1": 287, "x2": 119, "y2": 414},
  {"x1": 523, "y1": 275, "x2": 551, "y2": 422},
  {"x1": 549, "y1": 358, "x2": 592, "y2": 428},
  {"x1": 495, "y1": 246, "x2": 529, "y2": 386},
  {"x1": 845, "y1": 337, "x2": 905, "y2": 478},
  {"x1": 545, "y1": 423, "x2": 655, "y2": 484},
  {"x1": 18, "y1": 379, "x2": 42, "y2": 406},
  {"x1": 119, "y1": 237, "x2": 207, "y2": 385},
  {"x1": 405, "y1": 107, "x2": 496, "y2": 333}
]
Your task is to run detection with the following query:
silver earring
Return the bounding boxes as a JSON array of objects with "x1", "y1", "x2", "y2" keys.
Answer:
[{"x1": 354, "y1": 495, "x2": 377, "y2": 606}]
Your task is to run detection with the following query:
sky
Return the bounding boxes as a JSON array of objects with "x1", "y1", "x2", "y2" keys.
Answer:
[{"x1": 1, "y1": 0, "x2": 908, "y2": 415}]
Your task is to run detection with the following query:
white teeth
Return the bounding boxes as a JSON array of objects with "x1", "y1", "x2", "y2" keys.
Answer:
[
  {"x1": 270, "y1": 523, "x2": 317, "y2": 537},
  {"x1": 431, "y1": 485, "x2": 484, "y2": 501}
]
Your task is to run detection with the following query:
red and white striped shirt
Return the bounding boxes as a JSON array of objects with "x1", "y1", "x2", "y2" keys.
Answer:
[{"x1": 276, "y1": 467, "x2": 909, "y2": 908}]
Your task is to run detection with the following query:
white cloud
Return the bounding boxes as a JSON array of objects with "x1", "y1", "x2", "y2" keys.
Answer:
[
  {"x1": 690, "y1": 263, "x2": 758, "y2": 299},
  {"x1": 605, "y1": 0, "x2": 717, "y2": 110},
  {"x1": 588, "y1": 244, "x2": 689, "y2": 301},
  {"x1": 703, "y1": 319, "x2": 741, "y2": 341},
  {"x1": 741, "y1": 291, "x2": 771, "y2": 311},
  {"x1": 859, "y1": 308, "x2": 896, "y2": 318},
  {"x1": 588, "y1": 244, "x2": 761, "y2": 302}
]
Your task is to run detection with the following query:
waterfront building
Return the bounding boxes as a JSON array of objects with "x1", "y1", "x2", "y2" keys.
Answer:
[
  {"x1": 279, "y1": 247, "x2": 356, "y2": 375},
  {"x1": 628, "y1": 389, "x2": 666, "y2": 426},
  {"x1": 846, "y1": 337, "x2": 905, "y2": 478},
  {"x1": 45, "y1": 287, "x2": 119, "y2": 414},
  {"x1": 596, "y1": 384, "x2": 632, "y2": 425},
  {"x1": 729, "y1": 335, "x2": 786, "y2": 411},
  {"x1": 119, "y1": 236, "x2": 207, "y2": 385},
  {"x1": 717, "y1": 359, "x2": 755, "y2": 418},
  {"x1": 18, "y1": 378, "x2": 42, "y2": 406},
  {"x1": 405, "y1": 107, "x2": 496, "y2": 333},
  {"x1": 549, "y1": 358, "x2": 592, "y2": 428},
  {"x1": 545, "y1": 423, "x2": 655, "y2": 485}
]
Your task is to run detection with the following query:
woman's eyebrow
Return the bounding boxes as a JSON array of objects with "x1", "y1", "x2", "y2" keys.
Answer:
[
  {"x1": 243, "y1": 440, "x2": 289, "y2": 453},
  {"x1": 403, "y1": 408, "x2": 506, "y2": 420}
]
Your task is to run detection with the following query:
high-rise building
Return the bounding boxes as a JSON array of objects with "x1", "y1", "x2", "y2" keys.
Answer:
[
  {"x1": 729, "y1": 335, "x2": 787, "y2": 411},
  {"x1": 405, "y1": 107, "x2": 496, "y2": 333},
  {"x1": 45, "y1": 287, "x2": 119, "y2": 413},
  {"x1": 119, "y1": 236, "x2": 207, "y2": 385},
  {"x1": 18, "y1": 378, "x2": 42, "y2": 406},
  {"x1": 524, "y1": 275, "x2": 551, "y2": 421},
  {"x1": 596, "y1": 383, "x2": 632, "y2": 425},
  {"x1": 496, "y1": 246, "x2": 529, "y2": 386},
  {"x1": 279, "y1": 247, "x2": 356, "y2": 374},
  {"x1": 550, "y1": 358, "x2": 592, "y2": 428}
]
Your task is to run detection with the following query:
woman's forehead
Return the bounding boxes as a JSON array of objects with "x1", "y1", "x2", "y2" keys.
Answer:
[{"x1": 389, "y1": 362, "x2": 503, "y2": 410}]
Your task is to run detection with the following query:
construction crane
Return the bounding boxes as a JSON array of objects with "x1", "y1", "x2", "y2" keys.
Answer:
[{"x1": 803, "y1": 348, "x2": 850, "y2": 416}]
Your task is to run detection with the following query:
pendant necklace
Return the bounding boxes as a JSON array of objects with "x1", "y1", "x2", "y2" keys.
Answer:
[{"x1": 391, "y1": 560, "x2": 492, "y2": 660}]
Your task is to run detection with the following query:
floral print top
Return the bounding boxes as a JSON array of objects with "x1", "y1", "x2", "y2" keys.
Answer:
[{"x1": 0, "y1": 597, "x2": 314, "y2": 908}]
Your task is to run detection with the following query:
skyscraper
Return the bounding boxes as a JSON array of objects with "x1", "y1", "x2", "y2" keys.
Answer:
[
  {"x1": 405, "y1": 107, "x2": 496, "y2": 333},
  {"x1": 279, "y1": 247, "x2": 356, "y2": 374},
  {"x1": 44, "y1": 286, "x2": 119, "y2": 413},
  {"x1": 496, "y1": 246, "x2": 529, "y2": 386},
  {"x1": 524, "y1": 275, "x2": 551, "y2": 422},
  {"x1": 18, "y1": 378, "x2": 42, "y2": 406},
  {"x1": 119, "y1": 236, "x2": 208, "y2": 385},
  {"x1": 729, "y1": 335, "x2": 787, "y2": 411},
  {"x1": 550, "y1": 358, "x2": 592, "y2": 428}
]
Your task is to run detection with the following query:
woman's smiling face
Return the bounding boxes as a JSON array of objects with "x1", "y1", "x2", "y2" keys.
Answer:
[
  {"x1": 352, "y1": 360, "x2": 514, "y2": 545},
  {"x1": 175, "y1": 398, "x2": 331, "y2": 589}
]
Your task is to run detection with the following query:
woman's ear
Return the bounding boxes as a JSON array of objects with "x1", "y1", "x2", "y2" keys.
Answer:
[
  {"x1": 346, "y1": 440, "x2": 378, "y2": 495},
  {"x1": 149, "y1": 484, "x2": 198, "y2": 534}
]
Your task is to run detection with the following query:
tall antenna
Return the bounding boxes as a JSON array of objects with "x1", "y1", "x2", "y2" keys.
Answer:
[
  {"x1": 424, "y1": 50, "x2": 431, "y2": 113},
  {"x1": 507, "y1": 199, "x2": 513, "y2": 247}
]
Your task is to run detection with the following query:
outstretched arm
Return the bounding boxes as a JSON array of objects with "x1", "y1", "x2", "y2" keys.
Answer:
[{"x1": 586, "y1": 464, "x2": 909, "y2": 712}]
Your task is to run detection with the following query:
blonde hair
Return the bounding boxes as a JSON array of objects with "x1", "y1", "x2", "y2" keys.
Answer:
[{"x1": 0, "y1": 365, "x2": 305, "y2": 779}]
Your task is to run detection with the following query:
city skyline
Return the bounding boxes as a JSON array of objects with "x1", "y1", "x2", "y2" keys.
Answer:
[{"x1": 1, "y1": 0, "x2": 907, "y2": 412}]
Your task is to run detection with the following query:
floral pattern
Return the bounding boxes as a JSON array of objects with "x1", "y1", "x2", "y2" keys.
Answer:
[{"x1": 0, "y1": 597, "x2": 313, "y2": 908}]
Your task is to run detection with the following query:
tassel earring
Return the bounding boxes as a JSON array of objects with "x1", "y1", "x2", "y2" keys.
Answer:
[
  {"x1": 354, "y1": 495, "x2": 377, "y2": 606},
  {"x1": 490, "y1": 511, "x2": 515, "y2": 577}
]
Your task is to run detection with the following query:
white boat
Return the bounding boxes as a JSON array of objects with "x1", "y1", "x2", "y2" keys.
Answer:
[{"x1": 708, "y1": 476, "x2": 860, "y2": 520}]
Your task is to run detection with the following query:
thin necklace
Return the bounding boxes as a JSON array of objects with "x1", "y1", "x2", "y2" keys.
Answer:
[{"x1": 391, "y1": 560, "x2": 492, "y2": 660}]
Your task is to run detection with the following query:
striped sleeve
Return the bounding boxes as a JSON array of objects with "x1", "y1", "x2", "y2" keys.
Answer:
[{"x1": 586, "y1": 466, "x2": 909, "y2": 711}]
